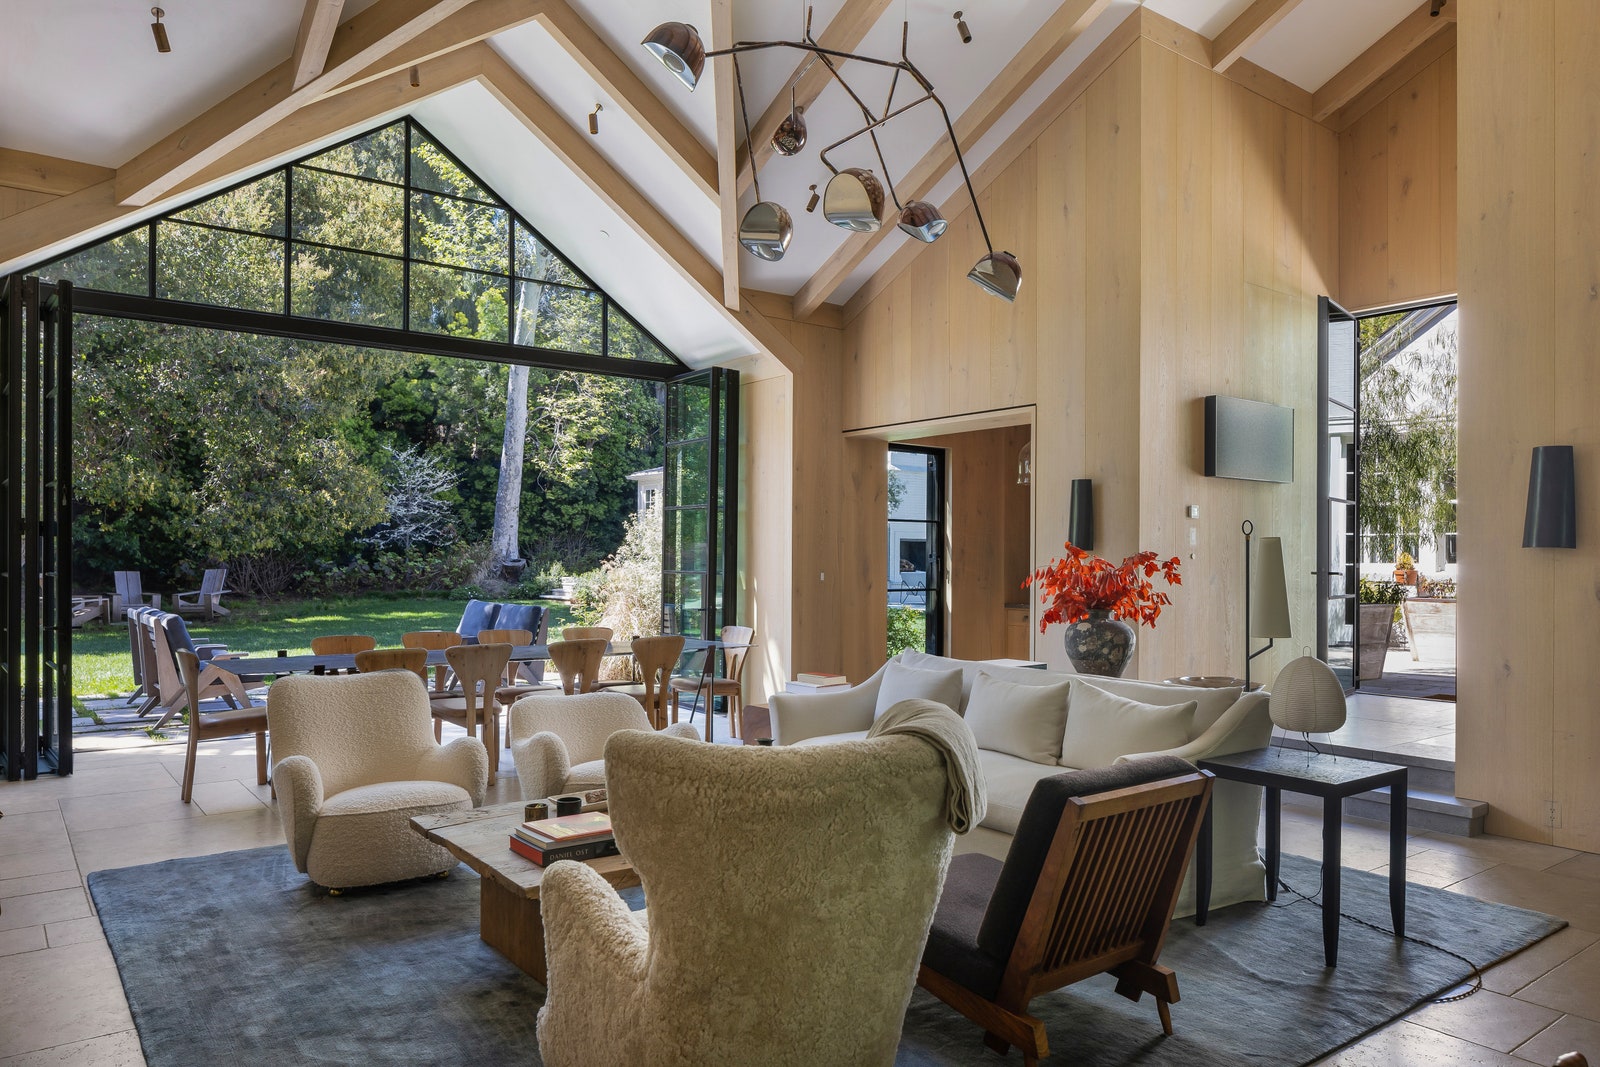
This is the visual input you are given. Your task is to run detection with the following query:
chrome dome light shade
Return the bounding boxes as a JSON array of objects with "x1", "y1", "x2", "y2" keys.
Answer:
[
  {"x1": 738, "y1": 201, "x2": 794, "y2": 261},
  {"x1": 642, "y1": 22, "x2": 705, "y2": 91},
  {"x1": 771, "y1": 105, "x2": 807, "y2": 156},
  {"x1": 822, "y1": 168, "x2": 885, "y2": 232},
  {"x1": 896, "y1": 200, "x2": 947, "y2": 243},
  {"x1": 968, "y1": 251, "x2": 1022, "y2": 301}
]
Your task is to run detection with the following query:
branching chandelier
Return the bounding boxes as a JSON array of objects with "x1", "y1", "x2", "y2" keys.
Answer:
[{"x1": 642, "y1": 9, "x2": 1021, "y2": 301}]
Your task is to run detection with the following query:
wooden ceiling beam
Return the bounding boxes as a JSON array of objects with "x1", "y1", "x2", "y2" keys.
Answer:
[
  {"x1": 793, "y1": 0, "x2": 1112, "y2": 320},
  {"x1": 735, "y1": 0, "x2": 895, "y2": 198},
  {"x1": 709, "y1": 0, "x2": 741, "y2": 310},
  {"x1": 0, "y1": 148, "x2": 114, "y2": 197},
  {"x1": 326, "y1": 0, "x2": 544, "y2": 95},
  {"x1": 1327, "y1": 20, "x2": 1455, "y2": 132},
  {"x1": 1312, "y1": 0, "x2": 1455, "y2": 123},
  {"x1": 292, "y1": 0, "x2": 348, "y2": 89},
  {"x1": 1210, "y1": 0, "x2": 1309, "y2": 72},
  {"x1": 113, "y1": 0, "x2": 475, "y2": 208}
]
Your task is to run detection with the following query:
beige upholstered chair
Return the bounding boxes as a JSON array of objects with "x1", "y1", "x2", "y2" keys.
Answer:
[
  {"x1": 508, "y1": 691, "x2": 699, "y2": 801},
  {"x1": 354, "y1": 647, "x2": 428, "y2": 683},
  {"x1": 266, "y1": 670, "x2": 488, "y2": 890},
  {"x1": 669, "y1": 624, "x2": 755, "y2": 738},
  {"x1": 536, "y1": 727, "x2": 958, "y2": 1066},
  {"x1": 603, "y1": 634, "x2": 685, "y2": 728}
]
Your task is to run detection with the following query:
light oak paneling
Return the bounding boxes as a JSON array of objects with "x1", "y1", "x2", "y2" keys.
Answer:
[{"x1": 1337, "y1": 44, "x2": 1457, "y2": 311}]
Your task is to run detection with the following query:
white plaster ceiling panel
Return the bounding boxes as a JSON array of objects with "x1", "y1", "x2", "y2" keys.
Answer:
[
  {"x1": 1248, "y1": 0, "x2": 1421, "y2": 92},
  {"x1": 412, "y1": 84, "x2": 752, "y2": 368},
  {"x1": 488, "y1": 26, "x2": 722, "y2": 266},
  {"x1": 0, "y1": 0, "x2": 309, "y2": 167},
  {"x1": 731, "y1": 0, "x2": 851, "y2": 133},
  {"x1": 1142, "y1": 0, "x2": 1256, "y2": 40},
  {"x1": 563, "y1": 0, "x2": 717, "y2": 150}
]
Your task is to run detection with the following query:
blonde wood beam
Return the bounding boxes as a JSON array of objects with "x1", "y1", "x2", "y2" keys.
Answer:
[
  {"x1": 735, "y1": 0, "x2": 896, "y2": 197},
  {"x1": 1326, "y1": 18, "x2": 1456, "y2": 130},
  {"x1": 1312, "y1": 0, "x2": 1454, "y2": 122},
  {"x1": 293, "y1": 0, "x2": 347, "y2": 89},
  {"x1": 0, "y1": 148, "x2": 114, "y2": 196},
  {"x1": 1210, "y1": 0, "x2": 1308, "y2": 72},
  {"x1": 0, "y1": 50, "x2": 481, "y2": 274},
  {"x1": 538, "y1": 0, "x2": 718, "y2": 200},
  {"x1": 843, "y1": 6, "x2": 1142, "y2": 322},
  {"x1": 794, "y1": 0, "x2": 1112, "y2": 319},
  {"x1": 710, "y1": 0, "x2": 740, "y2": 310},
  {"x1": 327, "y1": 0, "x2": 544, "y2": 94},
  {"x1": 1225, "y1": 58, "x2": 1317, "y2": 120},
  {"x1": 114, "y1": 0, "x2": 473, "y2": 207}
]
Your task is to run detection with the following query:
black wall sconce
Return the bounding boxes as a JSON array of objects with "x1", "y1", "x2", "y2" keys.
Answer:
[
  {"x1": 1523, "y1": 445, "x2": 1576, "y2": 548},
  {"x1": 1069, "y1": 478, "x2": 1094, "y2": 550}
]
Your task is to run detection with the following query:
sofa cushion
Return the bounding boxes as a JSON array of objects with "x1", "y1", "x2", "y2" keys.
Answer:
[
  {"x1": 976, "y1": 749, "x2": 1075, "y2": 834},
  {"x1": 1059, "y1": 686, "x2": 1195, "y2": 769},
  {"x1": 874, "y1": 660, "x2": 963, "y2": 717},
  {"x1": 899, "y1": 650, "x2": 1067, "y2": 710},
  {"x1": 1073, "y1": 676, "x2": 1241, "y2": 738},
  {"x1": 792, "y1": 730, "x2": 870, "y2": 747},
  {"x1": 963, "y1": 671, "x2": 1072, "y2": 765}
]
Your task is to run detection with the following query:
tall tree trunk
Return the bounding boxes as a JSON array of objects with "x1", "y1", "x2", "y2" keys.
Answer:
[{"x1": 490, "y1": 363, "x2": 530, "y2": 563}]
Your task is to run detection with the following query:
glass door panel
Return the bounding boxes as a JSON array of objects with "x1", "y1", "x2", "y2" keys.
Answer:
[{"x1": 1318, "y1": 296, "x2": 1359, "y2": 688}]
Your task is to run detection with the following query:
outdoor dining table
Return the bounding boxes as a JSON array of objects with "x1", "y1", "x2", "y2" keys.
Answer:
[{"x1": 208, "y1": 645, "x2": 555, "y2": 677}]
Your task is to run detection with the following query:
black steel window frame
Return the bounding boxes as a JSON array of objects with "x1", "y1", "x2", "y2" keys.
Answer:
[
  {"x1": 889, "y1": 444, "x2": 945, "y2": 655},
  {"x1": 1317, "y1": 295, "x2": 1359, "y2": 688},
  {"x1": 662, "y1": 367, "x2": 739, "y2": 642}
]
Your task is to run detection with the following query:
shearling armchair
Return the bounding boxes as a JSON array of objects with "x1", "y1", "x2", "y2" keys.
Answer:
[
  {"x1": 536, "y1": 728, "x2": 958, "y2": 1067},
  {"x1": 266, "y1": 670, "x2": 489, "y2": 890},
  {"x1": 508, "y1": 692, "x2": 699, "y2": 801}
]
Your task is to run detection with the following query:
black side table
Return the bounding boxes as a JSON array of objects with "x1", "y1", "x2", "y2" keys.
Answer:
[{"x1": 1194, "y1": 747, "x2": 1408, "y2": 967}]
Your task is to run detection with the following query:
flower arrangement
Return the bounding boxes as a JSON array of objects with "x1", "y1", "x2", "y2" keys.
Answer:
[{"x1": 1025, "y1": 543, "x2": 1183, "y2": 631}]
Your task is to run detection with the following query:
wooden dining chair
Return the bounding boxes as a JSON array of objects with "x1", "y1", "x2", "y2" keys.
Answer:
[
  {"x1": 402, "y1": 629, "x2": 461, "y2": 694},
  {"x1": 310, "y1": 634, "x2": 377, "y2": 655},
  {"x1": 668, "y1": 625, "x2": 755, "y2": 739},
  {"x1": 478, "y1": 628, "x2": 558, "y2": 704},
  {"x1": 353, "y1": 647, "x2": 428, "y2": 684},
  {"x1": 562, "y1": 625, "x2": 614, "y2": 642},
  {"x1": 430, "y1": 642, "x2": 512, "y2": 785},
  {"x1": 605, "y1": 635, "x2": 685, "y2": 729},
  {"x1": 547, "y1": 638, "x2": 608, "y2": 695},
  {"x1": 175, "y1": 649, "x2": 269, "y2": 804}
]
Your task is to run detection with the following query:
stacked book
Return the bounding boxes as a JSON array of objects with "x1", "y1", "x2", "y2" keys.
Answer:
[
  {"x1": 785, "y1": 671, "x2": 850, "y2": 695},
  {"x1": 508, "y1": 811, "x2": 619, "y2": 866}
]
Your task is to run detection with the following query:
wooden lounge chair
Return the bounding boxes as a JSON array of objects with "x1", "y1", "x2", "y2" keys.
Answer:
[
  {"x1": 917, "y1": 758, "x2": 1213, "y2": 1066},
  {"x1": 175, "y1": 649, "x2": 267, "y2": 804},
  {"x1": 174, "y1": 567, "x2": 231, "y2": 619},
  {"x1": 71, "y1": 595, "x2": 110, "y2": 628},
  {"x1": 112, "y1": 570, "x2": 161, "y2": 618},
  {"x1": 148, "y1": 613, "x2": 260, "y2": 730}
]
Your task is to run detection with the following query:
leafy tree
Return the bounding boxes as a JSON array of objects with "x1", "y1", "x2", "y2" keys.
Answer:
[
  {"x1": 1359, "y1": 324, "x2": 1457, "y2": 562},
  {"x1": 361, "y1": 444, "x2": 459, "y2": 551}
]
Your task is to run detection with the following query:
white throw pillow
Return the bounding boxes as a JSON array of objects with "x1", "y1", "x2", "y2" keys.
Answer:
[
  {"x1": 1059, "y1": 683, "x2": 1196, "y2": 768},
  {"x1": 963, "y1": 671, "x2": 1072, "y2": 765},
  {"x1": 874, "y1": 660, "x2": 963, "y2": 717},
  {"x1": 1074, "y1": 676, "x2": 1241, "y2": 739}
]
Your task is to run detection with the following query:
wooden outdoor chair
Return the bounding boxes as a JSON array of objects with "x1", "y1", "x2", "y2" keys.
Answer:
[
  {"x1": 310, "y1": 633, "x2": 376, "y2": 674},
  {"x1": 561, "y1": 625, "x2": 613, "y2": 642},
  {"x1": 174, "y1": 567, "x2": 231, "y2": 619},
  {"x1": 402, "y1": 629, "x2": 462, "y2": 695},
  {"x1": 479, "y1": 628, "x2": 557, "y2": 704},
  {"x1": 604, "y1": 635, "x2": 685, "y2": 729},
  {"x1": 353, "y1": 647, "x2": 428, "y2": 684},
  {"x1": 917, "y1": 757, "x2": 1213, "y2": 1066},
  {"x1": 175, "y1": 649, "x2": 268, "y2": 804},
  {"x1": 668, "y1": 625, "x2": 755, "y2": 738},
  {"x1": 430, "y1": 642, "x2": 512, "y2": 785},
  {"x1": 148, "y1": 613, "x2": 259, "y2": 730},
  {"x1": 112, "y1": 570, "x2": 161, "y2": 617},
  {"x1": 71, "y1": 596, "x2": 109, "y2": 628},
  {"x1": 547, "y1": 638, "x2": 607, "y2": 695}
]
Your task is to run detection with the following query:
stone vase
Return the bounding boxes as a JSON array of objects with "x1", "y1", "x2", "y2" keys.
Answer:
[{"x1": 1062, "y1": 609, "x2": 1136, "y2": 677}]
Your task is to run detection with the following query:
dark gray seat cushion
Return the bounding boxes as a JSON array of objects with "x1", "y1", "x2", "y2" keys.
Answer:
[{"x1": 923, "y1": 852, "x2": 1008, "y2": 998}]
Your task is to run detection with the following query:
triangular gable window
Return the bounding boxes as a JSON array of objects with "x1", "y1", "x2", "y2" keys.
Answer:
[{"x1": 35, "y1": 119, "x2": 684, "y2": 375}]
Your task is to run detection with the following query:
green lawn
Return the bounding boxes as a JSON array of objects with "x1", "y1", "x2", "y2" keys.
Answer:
[{"x1": 73, "y1": 595, "x2": 574, "y2": 698}]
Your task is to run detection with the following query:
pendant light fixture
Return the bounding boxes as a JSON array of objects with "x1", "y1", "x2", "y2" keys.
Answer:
[{"x1": 641, "y1": 7, "x2": 1020, "y2": 300}]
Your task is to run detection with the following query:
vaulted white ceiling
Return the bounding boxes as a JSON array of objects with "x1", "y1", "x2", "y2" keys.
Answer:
[{"x1": 0, "y1": 0, "x2": 1433, "y2": 364}]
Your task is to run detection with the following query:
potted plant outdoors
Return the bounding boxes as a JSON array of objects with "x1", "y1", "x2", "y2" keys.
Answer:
[
  {"x1": 1025, "y1": 544, "x2": 1182, "y2": 677},
  {"x1": 1392, "y1": 551, "x2": 1419, "y2": 586},
  {"x1": 1357, "y1": 576, "x2": 1408, "y2": 681}
]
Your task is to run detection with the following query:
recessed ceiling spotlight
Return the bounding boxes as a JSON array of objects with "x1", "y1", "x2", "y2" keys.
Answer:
[{"x1": 150, "y1": 6, "x2": 171, "y2": 53}]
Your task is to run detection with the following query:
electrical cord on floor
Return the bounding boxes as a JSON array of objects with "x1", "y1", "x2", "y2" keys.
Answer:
[{"x1": 1273, "y1": 875, "x2": 1484, "y2": 1003}]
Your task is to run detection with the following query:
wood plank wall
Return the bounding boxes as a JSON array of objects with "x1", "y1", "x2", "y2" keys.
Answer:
[
  {"x1": 1457, "y1": 0, "x2": 1600, "y2": 851},
  {"x1": 1338, "y1": 41, "x2": 1457, "y2": 311}
]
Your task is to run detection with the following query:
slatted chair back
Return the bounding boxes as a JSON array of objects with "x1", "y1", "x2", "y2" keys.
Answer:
[
  {"x1": 401, "y1": 630, "x2": 461, "y2": 693},
  {"x1": 115, "y1": 570, "x2": 146, "y2": 605},
  {"x1": 562, "y1": 625, "x2": 614, "y2": 642},
  {"x1": 354, "y1": 647, "x2": 428, "y2": 683},
  {"x1": 627, "y1": 634, "x2": 685, "y2": 726},
  {"x1": 547, "y1": 638, "x2": 607, "y2": 694},
  {"x1": 198, "y1": 568, "x2": 226, "y2": 596}
]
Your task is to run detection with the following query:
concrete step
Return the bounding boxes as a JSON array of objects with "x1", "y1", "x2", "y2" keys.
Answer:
[
  {"x1": 1273, "y1": 736, "x2": 1456, "y2": 796},
  {"x1": 1345, "y1": 786, "x2": 1487, "y2": 837}
]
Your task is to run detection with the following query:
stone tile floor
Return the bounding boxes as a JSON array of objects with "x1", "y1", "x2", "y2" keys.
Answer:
[{"x1": 1, "y1": 727, "x2": 1594, "y2": 1066}]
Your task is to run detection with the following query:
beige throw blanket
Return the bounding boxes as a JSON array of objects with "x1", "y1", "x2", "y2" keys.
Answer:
[{"x1": 867, "y1": 698, "x2": 987, "y2": 833}]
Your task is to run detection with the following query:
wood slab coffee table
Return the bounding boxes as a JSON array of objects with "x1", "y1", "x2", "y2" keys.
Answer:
[{"x1": 410, "y1": 802, "x2": 639, "y2": 984}]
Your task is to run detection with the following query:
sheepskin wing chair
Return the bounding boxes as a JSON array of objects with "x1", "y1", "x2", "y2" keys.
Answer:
[
  {"x1": 267, "y1": 670, "x2": 489, "y2": 890},
  {"x1": 537, "y1": 728, "x2": 956, "y2": 1067},
  {"x1": 508, "y1": 692, "x2": 699, "y2": 801}
]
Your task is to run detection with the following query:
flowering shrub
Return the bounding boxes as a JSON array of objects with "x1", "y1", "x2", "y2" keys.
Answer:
[{"x1": 1025, "y1": 543, "x2": 1182, "y2": 631}]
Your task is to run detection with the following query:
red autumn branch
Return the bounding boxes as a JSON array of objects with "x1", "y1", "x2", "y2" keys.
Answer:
[{"x1": 1023, "y1": 543, "x2": 1183, "y2": 632}]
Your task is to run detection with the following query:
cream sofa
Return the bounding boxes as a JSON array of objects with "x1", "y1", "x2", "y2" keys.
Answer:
[{"x1": 769, "y1": 650, "x2": 1273, "y2": 914}]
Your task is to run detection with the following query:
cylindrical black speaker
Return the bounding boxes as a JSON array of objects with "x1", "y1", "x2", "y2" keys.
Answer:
[
  {"x1": 1523, "y1": 445, "x2": 1576, "y2": 548},
  {"x1": 1069, "y1": 478, "x2": 1094, "y2": 550}
]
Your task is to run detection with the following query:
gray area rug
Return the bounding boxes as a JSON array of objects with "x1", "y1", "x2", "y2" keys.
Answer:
[{"x1": 90, "y1": 848, "x2": 1562, "y2": 1067}]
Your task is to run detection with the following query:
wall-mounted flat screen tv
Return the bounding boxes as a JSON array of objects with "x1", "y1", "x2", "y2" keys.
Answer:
[{"x1": 1205, "y1": 395, "x2": 1293, "y2": 483}]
